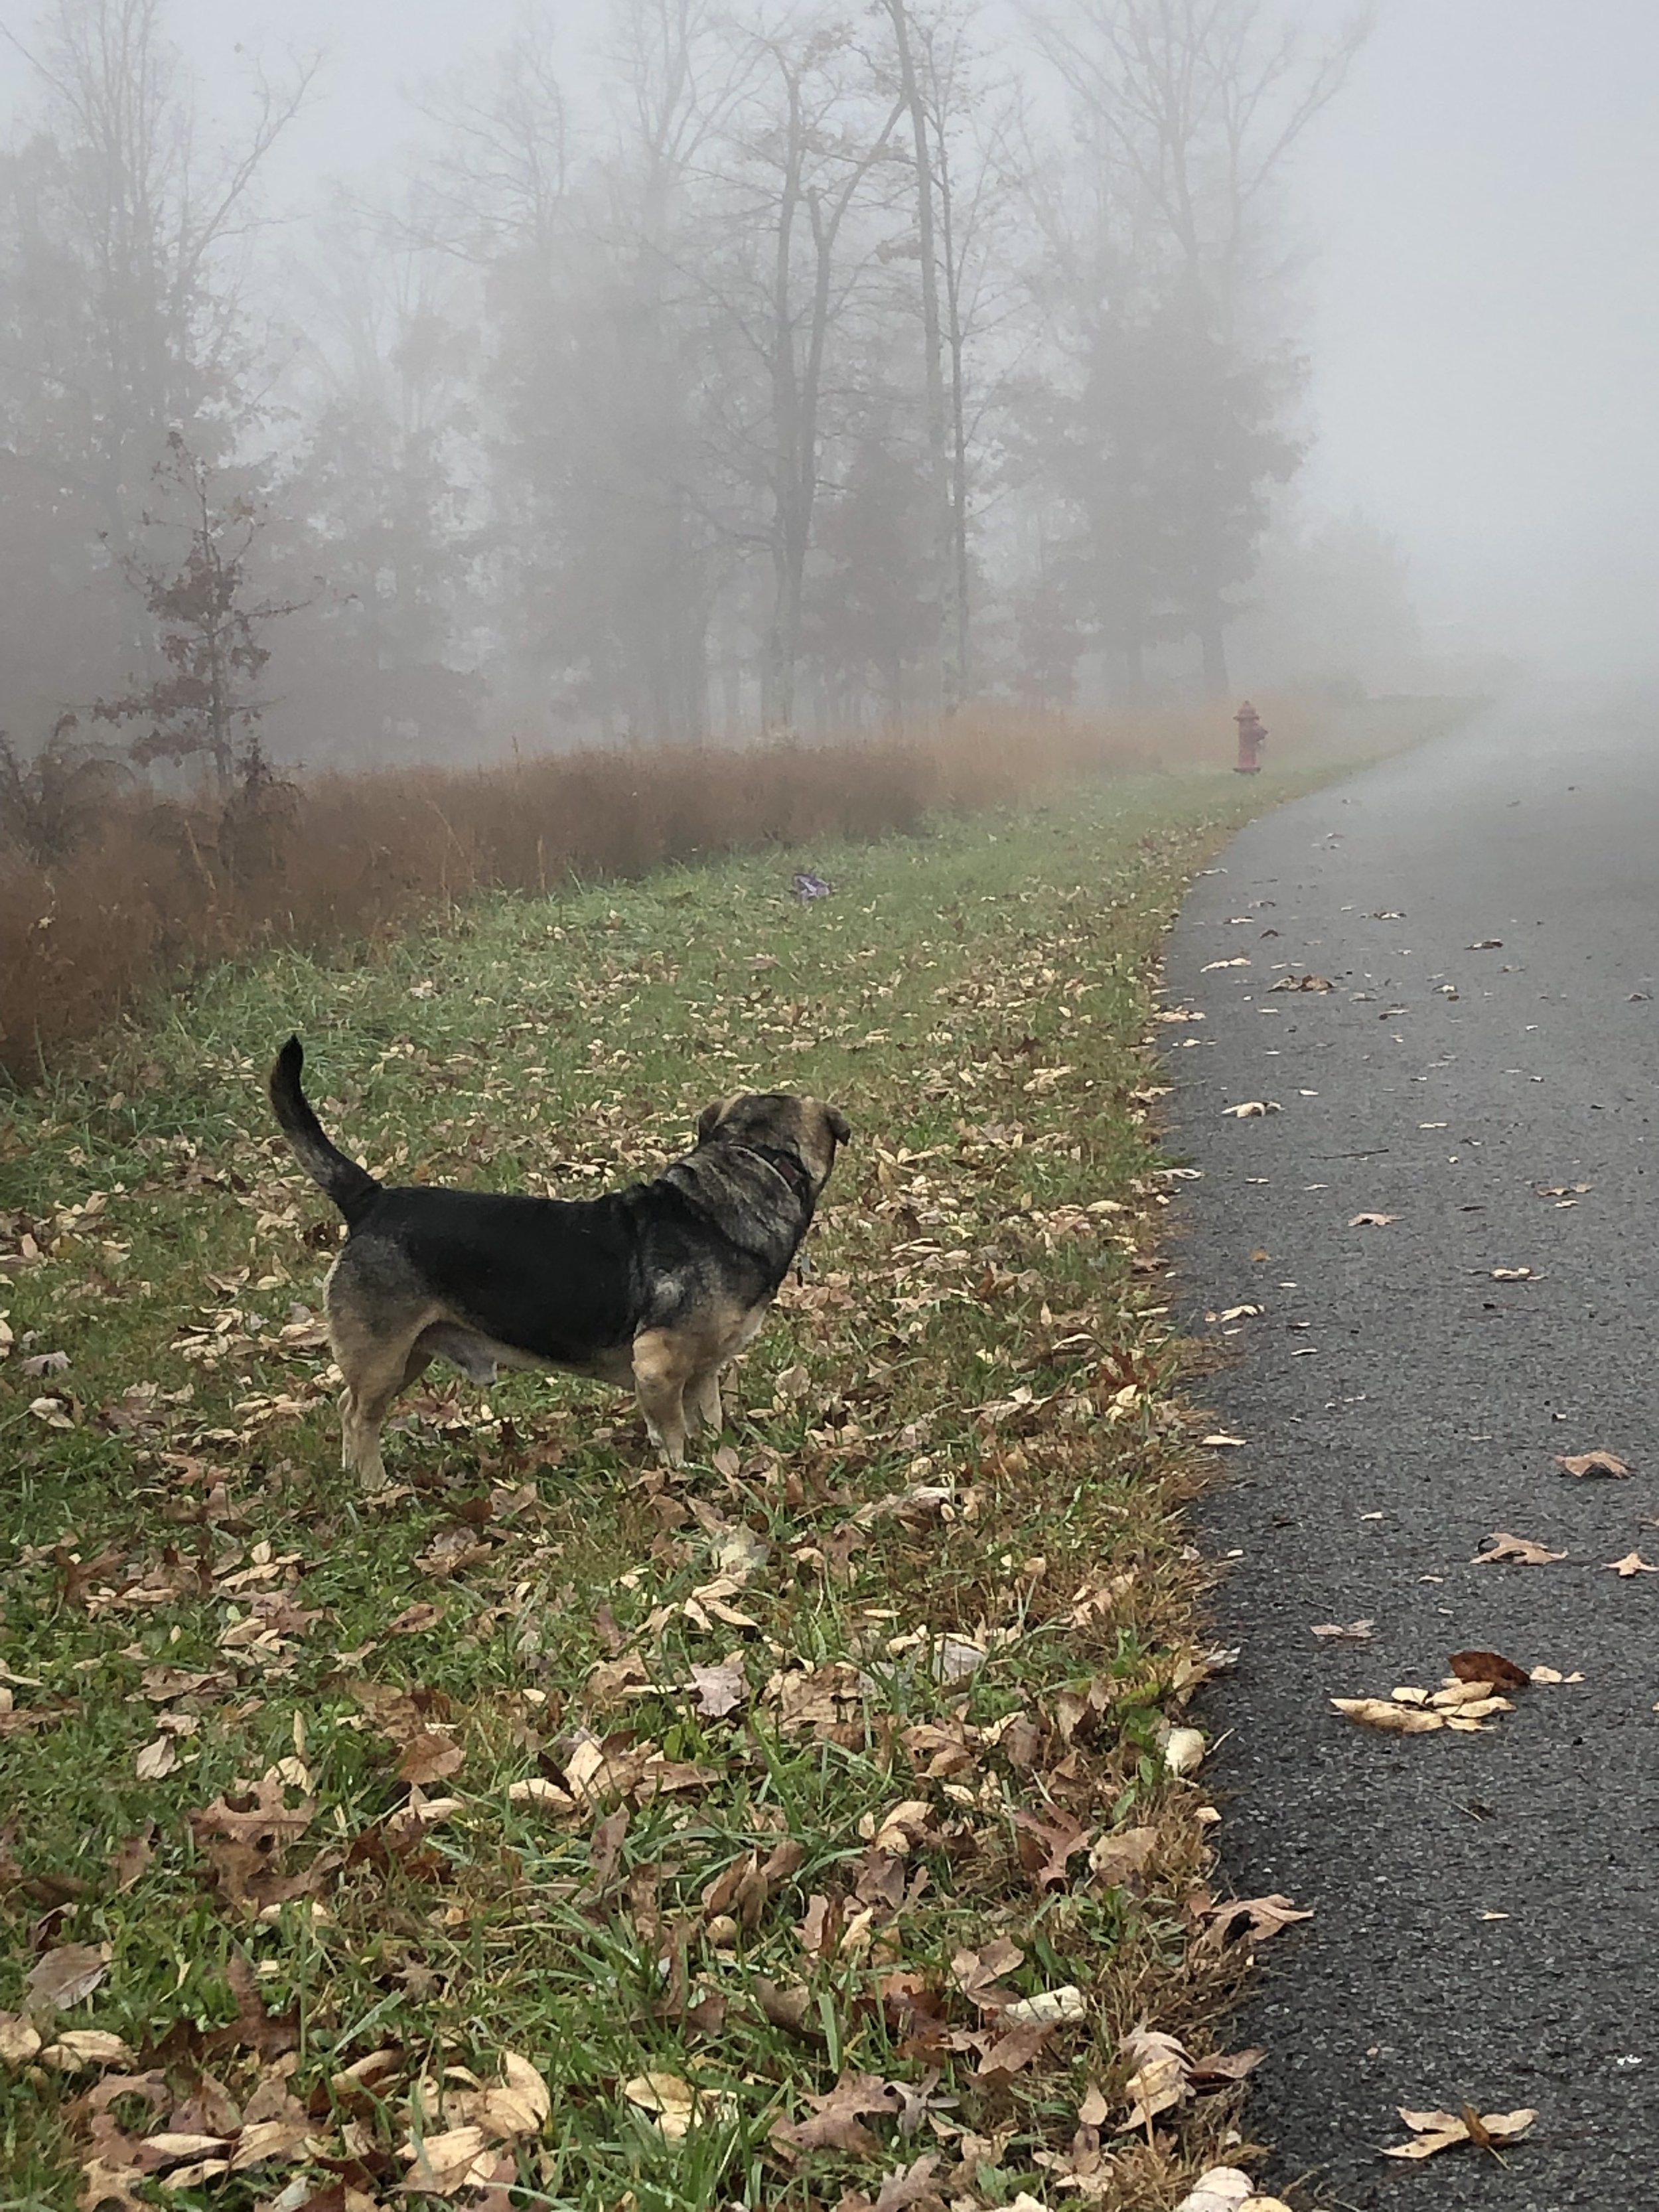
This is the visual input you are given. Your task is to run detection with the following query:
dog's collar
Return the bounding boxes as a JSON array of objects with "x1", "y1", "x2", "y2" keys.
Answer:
[{"x1": 735, "y1": 1143, "x2": 814, "y2": 1208}]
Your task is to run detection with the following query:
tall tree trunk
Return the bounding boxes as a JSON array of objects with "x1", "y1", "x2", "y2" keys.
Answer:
[
  {"x1": 1199, "y1": 618, "x2": 1229, "y2": 694},
  {"x1": 885, "y1": 0, "x2": 958, "y2": 721}
]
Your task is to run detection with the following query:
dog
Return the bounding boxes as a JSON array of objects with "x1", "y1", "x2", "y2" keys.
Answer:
[{"x1": 267, "y1": 1037, "x2": 849, "y2": 1487}]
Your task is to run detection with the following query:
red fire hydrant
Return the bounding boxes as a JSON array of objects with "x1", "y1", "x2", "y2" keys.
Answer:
[{"x1": 1234, "y1": 701, "x2": 1267, "y2": 774}]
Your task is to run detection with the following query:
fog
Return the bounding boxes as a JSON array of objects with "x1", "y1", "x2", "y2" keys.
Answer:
[{"x1": 1, "y1": 0, "x2": 1653, "y2": 783}]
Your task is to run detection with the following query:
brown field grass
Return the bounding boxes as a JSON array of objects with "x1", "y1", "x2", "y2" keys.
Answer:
[{"x1": 0, "y1": 696, "x2": 1344, "y2": 1084}]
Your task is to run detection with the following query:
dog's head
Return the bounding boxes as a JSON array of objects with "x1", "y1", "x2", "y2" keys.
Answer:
[{"x1": 696, "y1": 1092, "x2": 850, "y2": 1195}]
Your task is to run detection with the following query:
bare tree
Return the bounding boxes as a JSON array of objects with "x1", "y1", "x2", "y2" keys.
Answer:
[
  {"x1": 0, "y1": 0, "x2": 314, "y2": 556},
  {"x1": 94, "y1": 433, "x2": 303, "y2": 790}
]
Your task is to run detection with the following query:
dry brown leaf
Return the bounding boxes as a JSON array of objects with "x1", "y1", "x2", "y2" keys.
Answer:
[
  {"x1": 40, "y1": 2029, "x2": 134, "y2": 2070},
  {"x1": 622, "y1": 2072, "x2": 703, "y2": 2139},
  {"x1": 111, "y1": 1826, "x2": 155, "y2": 1893},
  {"x1": 1382, "y1": 2104, "x2": 1536, "y2": 2160},
  {"x1": 397, "y1": 1728, "x2": 465, "y2": 1785},
  {"x1": 1173, "y1": 2171, "x2": 1256, "y2": 2212},
  {"x1": 689, "y1": 1657, "x2": 748, "y2": 1718},
  {"x1": 1205, "y1": 1894, "x2": 1314, "y2": 1945},
  {"x1": 1332, "y1": 1696, "x2": 1443, "y2": 1734},
  {"x1": 133, "y1": 1734, "x2": 178, "y2": 1782},
  {"x1": 1473, "y1": 1532, "x2": 1567, "y2": 1566},
  {"x1": 1449, "y1": 1649, "x2": 1530, "y2": 1690},
  {"x1": 1311, "y1": 1618, "x2": 1374, "y2": 1641},
  {"x1": 1163, "y1": 1726, "x2": 1205, "y2": 1775},
  {"x1": 506, "y1": 1776, "x2": 576, "y2": 1814},
  {"x1": 24, "y1": 1941, "x2": 110, "y2": 2014},
  {"x1": 772, "y1": 2071, "x2": 901, "y2": 2157},
  {"x1": 1088, "y1": 1825, "x2": 1158, "y2": 1887},
  {"x1": 0, "y1": 2013, "x2": 42, "y2": 2063},
  {"x1": 1121, "y1": 2026, "x2": 1190, "y2": 2128},
  {"x1": 1557, "y1": 1451, "x2": 1631, "y2": 1479},
  {"x1": 1605, "y1": 1551, "x2": 1659, "y2": 1578},
  {"x1": 402, "y1": 2122, "x2": 496, "y2": 2194}
]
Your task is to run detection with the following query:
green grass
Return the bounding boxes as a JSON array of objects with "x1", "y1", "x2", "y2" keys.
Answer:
[{"x1": 1, "y1": 767, "x2": 1317, "y2": 2212}]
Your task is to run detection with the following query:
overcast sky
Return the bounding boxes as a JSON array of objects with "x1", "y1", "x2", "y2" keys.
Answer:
[{"x1": 8, "y1": 0, "x2": 1658, "y2": 674}]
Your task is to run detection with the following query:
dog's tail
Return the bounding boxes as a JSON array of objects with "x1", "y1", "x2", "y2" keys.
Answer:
[{"x1": 268, "y1": 1037, "x2": 382, "y2": 1227}]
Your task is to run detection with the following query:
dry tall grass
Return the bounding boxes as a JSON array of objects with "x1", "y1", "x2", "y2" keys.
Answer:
[{"x1": 0, "y1": 701, "x2": 1310, "y2": 1084}]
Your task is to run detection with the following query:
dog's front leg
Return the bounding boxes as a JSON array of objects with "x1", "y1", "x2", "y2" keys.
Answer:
[{"x1": 631, "y1": 1328, "x2": 691, "y2": 1468}]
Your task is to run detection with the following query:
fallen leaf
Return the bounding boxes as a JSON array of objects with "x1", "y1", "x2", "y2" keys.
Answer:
[
  {"x1": 24, "y1": 1941, "x2": 109, "y2": 2014},
  {"x1": 1311, "y1": 1618, "x2": 1374, "y2": 1641},
  {"x1": 402, "y1": 2122, "x2": 496, "y2": 2193},
  {"x1": 111, "y1": 1826, "x2": 155, "y2": 1892},
  {"x1": 1204, "y1": 1894, "x2": 1314, "y2": 1945},
  {"x1": 772, "y1": 2070, "x2": 902, "y2": 2156},
  {"x1": 1468, "y1": 938, "x2": 1504, "y2": 949},
  {"x1": 999, "y1": 1985, "x2": 1086, "y2": 2028},
  {"x1": 1449, "y1": 1649, "x2": 1530, "y2": 1690},
  {"x1": 1605, "y1": 1551, "x2": 1659, "y2": 1578},
  {"x1": 40, "y1": 2029, "x2": 135, "y2": 2070},
  {"x1": 1200, "y1": 1433, "x2": 1248, "y2": 1447},
  {"x1": 1348, "y1": 1211, "x2": 1397, "y2": 1227},
  {"x1": 507, "y1": 1777, "x2": 575, "y2": 1814},
  {"x1": 1332, "y1": 1697, "x2": 1443, "y2": 1734},
  {"x1": 1222, "y1": 1100, "x2": 1277, "y2": 1118},
  {"x1": 386, "y1": 1601, "x2": 445, "y2": 1635},
  {"x1": 1557, "y1": 1451, "x2": 1631, "y2": 1479},
  {"x1": 624, "y1": 2071, "x2": 708, "y2": 2140},
  {"x1": 1163, "y1": 1726, "x2": 1206, "y2": 1776},
  {"x1": 689, "y1": 1657, "x2": 748, "y2": 1718},
  {"x1": 397, "y1": 1729, "x2": 465, "y2": 1785},
  {"x1": 1088, "y1": 1825, "x2": 1157, "y2": 1887},
  {"x1": 1473, "y1": 1532, "x2": 1566, "y2": 1566},
  {"x1": 1173, "y1": 2172, "x2": 1256, "y2": 2212},
  {"x1": 1121, "y1": 2026, "x2": 1189, "y2": 2128},
  {"x1": 134, "y1": 1734, "x2": 178, "y2": 1781},
  {"x1": 0, "y1": 2013, "x2": 42, "y2": 2063},
  {"x1": 1488, "y1": 1266, "x2": 1533, "y2": 1281},
  {"x1": 1382, "y1": 2104, "x2": 1536, "y2": 2160}
]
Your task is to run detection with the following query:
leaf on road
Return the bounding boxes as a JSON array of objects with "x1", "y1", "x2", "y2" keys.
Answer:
[
  {"x1": 1557, "y1": 1451, "x2": 1631, "y2": 1479},
  {"x1": 1204, "y1": 1894, "x2": 1314, "y2": 1947},
  {"x1": 1311, "y1": 1618, "x2": 1374, "y2": 1641},
  {"x1": 1333, "y1": 1697, "x2": 1443, "y2": 1734},
  {"x1": 1382, "y1": 2104, "x2": 1536, "y2": 2160},
  {"x1": 1449, "y1": 1649, "x2": 1530, "y2": 1690},
  {"x1": 1200, "y1": 1433, "x2": 1248, "y2": 1447},
  {"x1": 1605, "y1": 1552, "x2": 1659, "y2": 1578},
  {"x1": 1473, "y1": 1532, "x2": 1566, "y2": 1566},
  {"x1": 1200, "y1": 957, "x2": 1252, "y2": 971},
  {"x1": 1488, "y1": 1266, "x2": 1534, "y2": 1281},
  {"x1": 1467, "y1": 938, "x2": 1504, "y2": 950},
  {"x1": 1348, "y1": 1211, "x2": 1397, "y2": 1227},
  {"x1": 1222, "y1": 1100, "x2": 1278, "y2": 1118}
]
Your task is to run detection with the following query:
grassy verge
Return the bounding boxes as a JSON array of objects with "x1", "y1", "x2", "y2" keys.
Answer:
[{"x1": 2, "y1": 767, "x2": 1313, "y2": 2212}]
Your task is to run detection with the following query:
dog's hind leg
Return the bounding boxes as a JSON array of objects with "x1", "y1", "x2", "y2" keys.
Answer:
[
  {"x1": 686, "y1": 1365, "x2": 725, "y2": 1439},
  {"x1": 631, "y1": 1328, "x2": 695, "y2": 1468},
  {"x1": 334, "y1": 1328, "x2": 429, "y2": 1491}
]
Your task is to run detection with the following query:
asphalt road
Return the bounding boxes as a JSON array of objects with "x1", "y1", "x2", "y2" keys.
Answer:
[{"x1": 1167, "y1": 690, "x2": 1659, "y2": 2211}]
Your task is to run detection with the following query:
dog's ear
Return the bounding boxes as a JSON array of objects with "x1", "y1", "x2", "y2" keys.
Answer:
[
  {"x1": 824, "y1": 1104, "x2": 851, "y2": 1145},
  {"x1": 697, "y1": 1096, "x2": 737, "y2": 1142}
]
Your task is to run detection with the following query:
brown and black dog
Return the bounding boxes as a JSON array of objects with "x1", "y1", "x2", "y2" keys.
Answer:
[{"x1": 269, "y1": 1037, "x2": 848, "y2": 1487}]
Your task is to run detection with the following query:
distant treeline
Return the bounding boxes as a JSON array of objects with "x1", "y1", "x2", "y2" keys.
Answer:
[{"x1": 0, "y1": 0, "x2": 1392, "y2": 782}]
